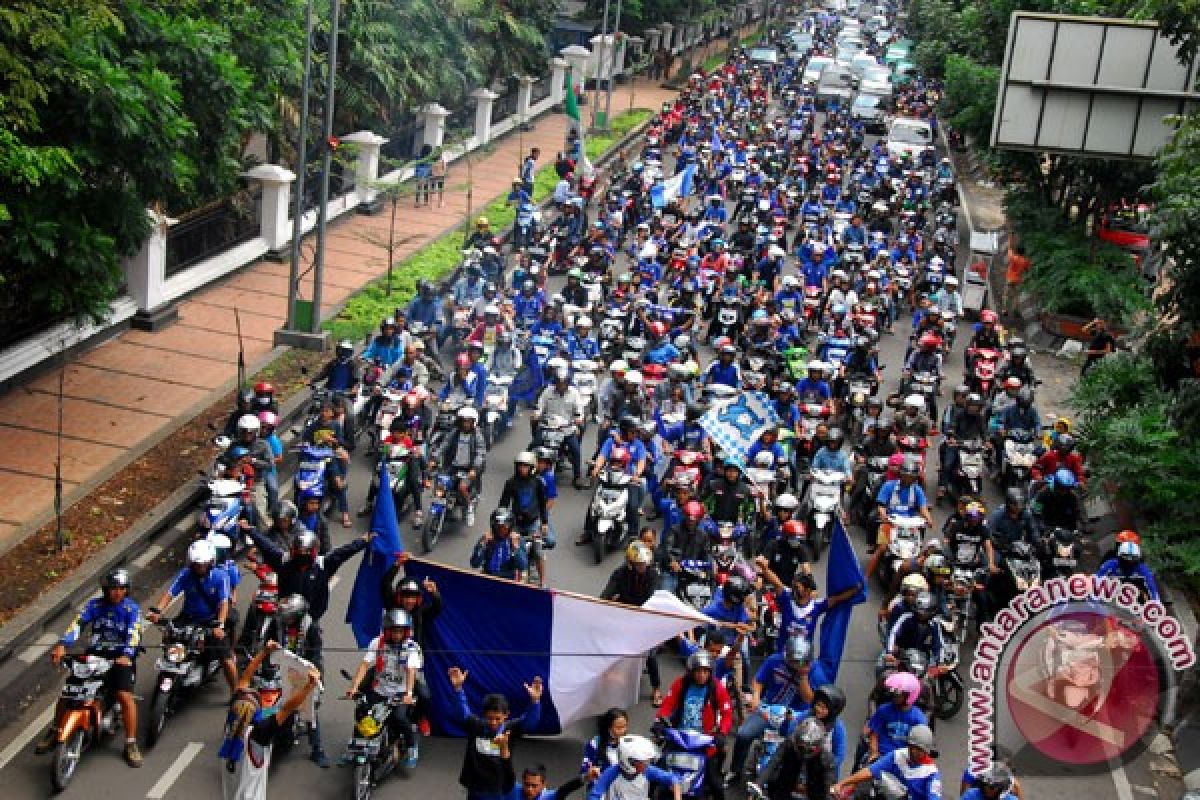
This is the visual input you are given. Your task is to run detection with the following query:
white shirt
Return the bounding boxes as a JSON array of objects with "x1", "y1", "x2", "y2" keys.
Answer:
[
  {"x1": 221, "y1": 728, "x2": 270, "y2": 800},
  {"x1": 364, "y1": 636, "x2": 423, "y2": 696}
]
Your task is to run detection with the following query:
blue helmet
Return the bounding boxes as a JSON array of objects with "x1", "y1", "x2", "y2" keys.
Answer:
[
  {"x1": 1054, "y1": 468, "x2": 1077, "y2": 489},
  {"x1": 751, "y1": 309, "x2": 769, "y2": 321}
]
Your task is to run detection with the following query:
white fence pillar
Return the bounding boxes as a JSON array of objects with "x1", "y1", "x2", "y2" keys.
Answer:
[
  {"x1": 471, "y1": 88, "x2": 499, "y2": 144},
  {"x1": 341, "y1": 130, "x2": 388, "y2": 214},
  {"x1": 242, "y1": 164, "x2": 296, "y2": 258},
  {"x1": 659, "y1": 23, "x2": 676, "y2": 54},
  {"x1": 549, "y1": 57, "x2": 569, "y2": 105},
  {"x1": 516, "y1": 75, "x2": 536, "y2": 127},
  {"x1": 125, "y1": 209, "x2": 179, "y2": 330}
]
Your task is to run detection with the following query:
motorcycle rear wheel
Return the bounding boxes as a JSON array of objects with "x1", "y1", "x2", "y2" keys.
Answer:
[
  {"x1": 50, "y1": 729, "x2": 85, "y2": 793},
  {"x1": 935, "y1": 673, "x2": 965, "y2": 720}
]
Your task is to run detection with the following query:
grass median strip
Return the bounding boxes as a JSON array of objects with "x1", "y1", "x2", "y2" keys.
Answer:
[{"x1": 324, "y1": 108, "x2": 653, "y2": 342}]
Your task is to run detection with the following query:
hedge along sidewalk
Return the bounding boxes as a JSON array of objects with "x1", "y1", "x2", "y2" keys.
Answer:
[{"x1": 324, "y1": 107, "x2": 655, "y2": 343}]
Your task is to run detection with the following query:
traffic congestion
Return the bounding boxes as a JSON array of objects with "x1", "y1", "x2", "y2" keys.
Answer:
[{"x1": 10, "y1": 5, "x2": 1174, "y2": 800}]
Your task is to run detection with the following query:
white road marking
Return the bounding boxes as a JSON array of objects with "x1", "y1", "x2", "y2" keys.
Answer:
[
  {"x1": 16, "y1": 633, "x2": 60, "y2": 664},
  {"x1": 1109, "y1": 758, "x2": 1135, "y2": 800},
  {"x1": 132, "y1": 543, "x2": 164, "y2": 569},
  {"x1": 329, "y1": 575, "x2": 341, "y2": 589},
  {"x1": 146, "y1": 741, "x2": 204, "y2": 799},
  {"x1": 0, "y1": 705, "x2": 55, "y2": 771}
]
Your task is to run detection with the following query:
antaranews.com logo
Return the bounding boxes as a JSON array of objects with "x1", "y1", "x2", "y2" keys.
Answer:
[{"x1": 968, "y1": 574, "x2": 1196, "y2": 774}]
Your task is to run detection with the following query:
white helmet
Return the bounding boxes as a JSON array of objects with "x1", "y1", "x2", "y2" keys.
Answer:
[
  {"x1": 237, "y1": 414, "x2": 261, "y2": 435},
  {"x1": 546, "y1": 357, "x2": 569, "y2": 374},
  {"x1": 782, "y1": 275, "x2": 799, "y2": 288},
  {"x1": 625, "y1": 371, "x2": 643, "y2": 386},
  {"x1": 576, "y1": 316, "x2": 593, "y2": 329},
  {"x1": 807, "y1": 359, "x2": 825, "y2": 373},
  {"x1": 457, "y1": 407, "x2": 480, "y2": 423},
  {"x1": 617, "y1": 735, "x2": 659, "y2": 774},
  {"x1": 754, "y1": 450, "x2": 774, "y2": 468},
  {"x1": 187, "y1": 539, "x2": 216, "y2": 567},
  {"x1": 929, "y1": 256, "x2": 945, "y2": 269},
  {"x1": 945, "y1": 276, "x2": 959, "y2": 287},
  {"x1": 904, "y1": 394, "x2": 925, "y2": 411},
  {"x1": 775, "y1": 492, "x2": 800, "y2": 511},
  {"x1": 769, "y1": 245, "x2": 787, "y2": 259},
  {"x1": 611, "y1": 359, "x2": 629, "y2": 374},
  {"x1": 901, "y1": 573, "x2": 929, "y2": 593},
  {"x1": 484, "y1": 304, "x2": 501, "y2": 316}
]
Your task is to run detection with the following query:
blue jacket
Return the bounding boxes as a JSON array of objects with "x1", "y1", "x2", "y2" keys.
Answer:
[
  {"x1": 407, "y1": 296, "x2": 443, "y2": 327},
  {"x1": 868, "y1": 749, "x2": 943, "y2": 800},
  {"x1": 1096, "y1": 558, "x2": 1160, "y2": 600},
  {"x1": 61, "y1": 597, "x2": 141, "y2": 658},
  {"x1": 705, "y1": 360, "x2": 742, "y2": 388}
]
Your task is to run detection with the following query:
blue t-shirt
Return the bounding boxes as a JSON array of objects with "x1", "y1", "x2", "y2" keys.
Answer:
[
  {"x1": 168, "y1": 567, "x2": 231, "y2": 623},
  {"x1": 599, "y1": 436, "x2": 646, "y2": 475},
  {"x1": 755, "y1": 654, "x2": 831, "y2": 711},
  {"x1": 680, "y1": 684, "x2": 709, "y2": 731},
  {"x1": 876, "y1": 480, "x2": 927, "y2": 517},
  {"x1": 702, "y1": 590, "x2": 751, "y2": 625},
  {"x1": 777, "y1": 590, "x2": 829, "y2": 650},
  {"x1": 868, "y1": 703, "x2": 929, "y2": 755},
  {"x1": 538, "y1": 470, "x2": 558, "y2": 501},
  {"x1": 868, "y1": 749, "x2": 943, "y2": 800}
]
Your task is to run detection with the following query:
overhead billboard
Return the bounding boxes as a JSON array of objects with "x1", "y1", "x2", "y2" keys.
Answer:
[{"x1": 992, "y1": 13, "x2": 1199, "y2": 159}]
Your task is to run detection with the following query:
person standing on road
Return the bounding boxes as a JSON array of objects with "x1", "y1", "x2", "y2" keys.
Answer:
[
  {"x1": 39, "y1": 568, "x2": 143, "y2": 767},
  {"x1": 600, "y1": 543, "x2": 664, "y2": 707},
  {"x1": 1002, "y1": 243, "x2": 1030, "y2": 318},
  {"x1": 448, "y1": 665, "x2": 544, "y2": 800}
]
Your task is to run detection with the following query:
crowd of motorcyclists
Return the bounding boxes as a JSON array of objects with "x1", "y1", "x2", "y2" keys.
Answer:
[{"x1": 33, "y1": 6, "x2": 1165, "y2": 800}]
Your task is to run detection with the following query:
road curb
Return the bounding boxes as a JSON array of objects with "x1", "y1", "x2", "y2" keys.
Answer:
[{"x1": 0, "y1": 384, "x2": 310, "y2": 667}]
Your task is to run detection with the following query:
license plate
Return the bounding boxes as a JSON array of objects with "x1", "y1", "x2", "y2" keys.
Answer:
[
  {"x1": 764, "y1": 730, "x2": 784, "y2": 744},
  {"x1": 1053, "y1": 557, "x2": 1076, "y2": 567},
  {"x1": 156, "y1": 659, "x2": 187, "y2": 673}
]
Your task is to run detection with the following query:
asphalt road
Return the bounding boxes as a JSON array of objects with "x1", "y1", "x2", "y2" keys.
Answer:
[{"x1": 0, "y1": 147, "x2": 1165, "y2": 800}]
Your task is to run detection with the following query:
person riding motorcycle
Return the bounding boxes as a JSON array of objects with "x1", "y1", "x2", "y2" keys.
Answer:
[
  {"x1": 755, "y1": 716, "x2": 837, "y2": 800},
  {"x1": 868, "y1": 457, "x2": 934, "y2": 571},
  {"x1": 39, "y1": 568, "x2": 143, "y2": 766},
  {"x1": 470, "y1": 508, "x2": 529, "y2": 580},
  {"x1": 966, "y1": 309, "x2": 1004, "y2": 371},
  {"x1": 533, "y1": 368, "x2": 586, "y2": 488},
  {"x1": 1031, "y1": 432, "x2": 1085, "y2": 487},
  {"x1": 996, "y1": 387, "x2": 1041, "y2": 477},
  {"x1": 704, "y1": 343, "x2": 744, "y2": 389},
  {"x1": 703, "y1": 458, "x2": 755, "y2": 526},
  {"x1": 655, "y1": 652, "x2": 734, "y2": 800},
  {"x1": 834, "y1": 724, "x2": 942, "y2": 800},
  {"x1": 997, "y1": 343, "x2": 1036, "y2": 388},
  {"x1": 893, "y1": 394, "x2": 934, "y2": 440},
  {"x1": 433, "y1": 407, "x2": 488, "y2": 526},
  {"x1": 346, "y1": 609, "x2": 423, "y2": 769},
  {"x1": 961, "y1": 763, "x2": 1021, "y2": 800},
  {"x1": 587, "y1": 734, "x2": 682, "y2": 800},
  {"x1": 1096, "y1": 541, "x2": 1160, "y2": 601},
  {"x1": 937, "y1": 392, "x2": 988, "y2": 498},
  {"x1": 1031, "y1": 468, "x2": 1083, "y2": 533},
  {"x1": 884, "y1": 591, "x2": 947, "y2": 672}
]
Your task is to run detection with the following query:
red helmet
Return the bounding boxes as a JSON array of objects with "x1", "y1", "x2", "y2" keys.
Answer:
[
  {"x1": 254, "y1": 381, "x2": 275, "y2": 397},
  {"x1": 683, "y1": 501, "x2": 706, "y2": 521},
  {"x1": 609, "y1": 447, "x2": 630, "y2": 468},
  {"x1": 782, "y1": 520, "x2": 807, "y2": 539},
  {"x1": 887, "y1": 453, "x2": 906, "y2": 470},
  {"x1": 980, "y1": 309, "x2": 998, "y2": 324},
  {"x1": 649, "y1": 321, "x2": 668, "y2": 339},
  {"x1": 403, "y1": 391, "x2": 422, "y2": 409},
  {"x1": 455, "y1": 353, "x2": 471, "y2": 368},
  {"x1": 1115, "y1": 529, "x2": 1141, "y2": 545},
  {"x1": 918, "y1": 333, "x2": 940, "y2": 349}
]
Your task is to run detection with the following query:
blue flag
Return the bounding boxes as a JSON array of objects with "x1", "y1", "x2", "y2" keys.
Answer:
[
  {"x1": 712, "y1": 128, "x2": 724, "y2": 153},
  {"x1": 345, "y1": 459, "x2": 405, "y2": 647},
  {"x1": 508, "y1": 344, "x2": 544, "y2": 407},
  {"x1": 817, "y1": 519, "x2": 868, "y2": 680}
]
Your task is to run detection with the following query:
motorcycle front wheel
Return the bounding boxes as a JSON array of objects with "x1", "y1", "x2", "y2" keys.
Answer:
[
  {"x1": 354, "y1": 761, "x2": 373, "y2": 800},
  {"x1": 144, "y1": 687, "x2": 171, "y2": 749},
  {"x1": 935, "y1": 672, "x2": 965, "y2": 720},
  {"x1": 50, "y1": 729, "x2": 86, "y2": 793},
  {"x1": 421, "y1": 511, "x2": 444, "y2": 554}
]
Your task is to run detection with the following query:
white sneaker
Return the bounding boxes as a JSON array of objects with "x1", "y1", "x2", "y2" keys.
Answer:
[{"x1": 466, "y1": 508, "x2": 475, "y2": 526}]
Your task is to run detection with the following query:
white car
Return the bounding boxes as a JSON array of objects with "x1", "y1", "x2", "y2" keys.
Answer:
[
  {"x1": 860, "y1": 65, "x2": 894, "y2": 95},
  {"x1": 803, "y1": 56, "x2": 834, "y2": 84},
  {"x1": 849, "y1": 52, "x2": 880, "y2": 77},
  {"x1": 886, "y1": 117, "x2": 934, "y2": 160}
]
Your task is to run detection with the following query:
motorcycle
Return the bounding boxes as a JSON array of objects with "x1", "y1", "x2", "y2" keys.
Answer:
[
  {"x1": 537, "y1": 414, "x2": 578, "y2": 478},
  {"x1": 844, "y1": 374, "x2": 875, "y2": 435},
  {"x1": 571, "y1": 359, "x2": 601, "y2": 423},
  {"x1": 47, "y1": 654, "x2": 126, "y2": 792},
  {"x1": 423, "y1": 462, "x2": 472, "y2": 551},
  {"x1": 746, "y1": 703, "x2": 794, "y2": 781},
  {"x1": 598, "y1": 309, "x2": 627, "y2": 363},
  {"x1": 677, "y1": 558, "x2": 715, "y2": 612},
  {"x1": 968, "y1": 347, "x2": 1001, "y2": 401},
  {"x1": 941, "y1": 309, "x2": 959, "y2": 348},
  {"x1": 236, "y1": 562, "x2": 279, "y2": 666},
  {"x1": 345, "y1": 690, "x2": 417, "y2": 799},
  {"x1": 483, "y1": 374, "x2": 512, "y2": 446},
  {"x1": 1040, "y1": 527, "x2": 1082, "y2": 581},
  {"x1": 877, "y1": 515, "x2": 927, "y2": 591},
  {"x1": 1006, "y1": 540, "x2": 1043, "y2": 593},
  {"x1": 804, "y1": 468, "x2": 848, "y2": 560},
  {"x1": 369, "y1": 386, "x2": 408, "y2": 455},
  {"x1": 931, "y1": 638, "x2": 966, "y2": 720},
  {"x1": 656, "y1": 727, "x2": 716, "y2": 799},
  {"x1": 586, "y1": 464, "x2": 634, "y2": 564},
  {"x1": 947, "y1": 438, "x2": 985, "y2": 503},
  {"x1": 196, "y1": 477, "x2": 249, "y2": 539},
  {"x1": 852, "y1": 455, "x2": 892, "y2": 533},
  {"x1": 145, "y1": 619, "x2": 223, "y2": 748},
  {"x1": 1002, "y1": 429, "x2": 1039, "y2": 491},
  {"x1": 947, "y1": 564, "x2": 984, "y2": 643}
]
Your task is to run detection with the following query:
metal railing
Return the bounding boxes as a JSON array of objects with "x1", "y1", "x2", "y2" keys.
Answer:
[{"x1": 165, "y1": 192, "x2": 262, "y2": 277}]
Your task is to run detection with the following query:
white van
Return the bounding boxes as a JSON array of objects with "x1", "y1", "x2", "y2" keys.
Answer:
[{"x1": 886, "y1": 117, "x2": 934, "y2": 160}]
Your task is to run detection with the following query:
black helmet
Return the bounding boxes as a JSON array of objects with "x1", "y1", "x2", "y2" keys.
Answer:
[
  {"x1": 618, "y1": 415, "x2": 639, "y2": 433},
  {"x1": 790, "y1": 716, "x2": 825, "y2": 754},
  {"x1": 978, "y1": 764, "x2": 1015, "y2": 793},
  {"x1": 280, "y1": 594, "x2": 309, "y2": 626},
  {"x1": 686, "y1": 402, "x2": 707, "y2": 422},
  {"x1": 723, "y1": 575, "x2": 751, "y2": 604},
  {"x1": 1016, "y1": 387, "x2": 1033, "y2": 408},
  {"x1": 1005, "y1": 487, "x2": 1025, "y2": 510},
  {"x1": 397, "y1": 577, "x2": 422, "y2": 596},
  {"x1": 491, "y1": 508, "x2": 514, "y2": 533},
  {"x1": 101, "y1": 568, "x2": 131, "y2": 591},
  {"x1": 812, "y1": 684, "x2": 846, "y2": 719}
]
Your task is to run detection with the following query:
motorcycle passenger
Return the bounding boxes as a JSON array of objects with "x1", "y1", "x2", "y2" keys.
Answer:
[
  {"x1": 1031, "y1": 468, "x2": 1082, "y2": 533},
  {"x1": 793, "y1": 684, "x2": 848, "y2": 776},
  {"x1": 533, "y1": 370, "x2": 586, "y2": 489},
  {"x1": 40, "y1": 568, "x2": 143, "y2": 766},
  {"x1": 704, "y1": 343, "x2": 743, "y2": 389},
  {"x1": 600, "y1": 543, "x2": 663, "y2": 705},
  {"x1": 442, "y1": 352, "x2": 488, "y2": 409},
  {"x1": 260, "y1": 594, "x2": 330, "y2": 764},
  {"x1": 501, "y1": 451, "x2": 553, "y2": 586},
  {"x1": 660, "y1": 500, "x2": 714, "y2": 592},
  {"x1": 755, "y1": 716, "x2": 837, "y2": 800},
  {"x1": 655, "y1": 652, "x2": 733, "y2": 800},
  {"x1": 702, "y1": 574, "x2": 756, "y2": 690},
  {"x1": 471, "y1": 509, "x2": 529, "y2": 581},
  {"x1": 884, "y1": 591, "x2": 947, "y2": 672},
  {"x1": 794, "y1": 361, "x2": 832, "y2": 409},
  {"x1": 997, "y1": 343, "x2": 1035, "y2": 388},
  {"x1": 961, "y1": 764, "x2": 1020, "y2": 800},
  {"x1": 581, "y1": 707, "x2": 628, "y2": 782},
  {"x1": 1031, "y1": 432, "x2": 1085, "y2": 487},
  {"x1": 1096, "y1": 541, "x2": 1160, "y2": 601},
  {"x1": 704, "y1": 457, "x2": 755, "y2": 526},
  {"x1": 586, "y1": 734, "x2": 681, "y2": 800},
  {"x1": 297, "y1": 490, "x2": 333, "y2": 553},
  {"x1": 434, "y1": 406, "x2": 488, "y2": 526},
  {"x1": 147, "y1": 540, "x2": 240, "y2": 694},
  {"x1": 937, "y1": 392, "x2": 988, "y2": 500},
  {"x1": 346, "y1": 609, "x2": 423, "y2": 769},
  {"x1": 869, "y1": 457, "x2": 934, "y2": 568},
  {"x1": 727, "y1": 637, "x2": 830, "y2": 784},
  {"x1": 834, "y1": 724, "x2": 942, "y2": 800}
]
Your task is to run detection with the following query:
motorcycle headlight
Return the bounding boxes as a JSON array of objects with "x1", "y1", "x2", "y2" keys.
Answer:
[
  {"x1": 355, "y1": 717, "x2": 381, "y2": 738},
  {"x1": 166, "y1": 643, "x2": 187, "y2": 664}
]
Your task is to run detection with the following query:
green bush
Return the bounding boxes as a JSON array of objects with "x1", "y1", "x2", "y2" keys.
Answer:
[
  {"x1": 323, "y1": 108, "x2": 652, "y2": 342},
  {"x1": 1072, "y1": 354, "x2": 1200, "y2": 590}
]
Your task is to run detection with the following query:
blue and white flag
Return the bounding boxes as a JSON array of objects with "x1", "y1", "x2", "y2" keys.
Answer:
[
  {"x1": 345, "y1": 459, "x2": 405, "y2": 647},
  {"x1": 816, "y1": 519, "x2": 868, "y2": 680},
  {"x1": 402, "y1": 560, "x2": 709, "y2": 735},
  {"x1": 698, "y1": 390, "x2": 781, "y2": 468},
  {"x1": 650, "y1": 162, "x2": 698, "y2": 209}
]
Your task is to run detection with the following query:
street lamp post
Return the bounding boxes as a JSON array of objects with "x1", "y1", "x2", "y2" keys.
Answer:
[
  {"x1": 283, "y1": 0, "x2": 315, "y2": 333},
  {"x1": 308, "y1": 0, "x2": 341, "y2": 335},
  {"x1": 602, "y1": 0, "x2": 624, "y2": 131},
  {"x1": 591, "y1": 0, "x2": 612, "y2": 131}
]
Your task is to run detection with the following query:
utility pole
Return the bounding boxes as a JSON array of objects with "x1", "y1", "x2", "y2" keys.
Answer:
[
  {"x1": 283, "y1": 0, "x2": 314, "y2": 332},
  {"x1": 309, "y1": 0, "x2": 341, "y2": 334},
  {"x1": 602, "y1": 0, "x2": 624, "y2": 131},
  {"x1": 591, "y1": 0, "x2": 612, "y2": 131}
]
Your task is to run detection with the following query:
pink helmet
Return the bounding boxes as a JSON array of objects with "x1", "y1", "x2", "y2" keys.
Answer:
[
  {"x1": 257, "y1": 411, "x2": 278, "y2": 430},
  {"x1": 884, "y1": 671, "x2": 922, "y2": 706},
  {"x1": 887, "y1": 453, "x2": 906, "y2": 470}
]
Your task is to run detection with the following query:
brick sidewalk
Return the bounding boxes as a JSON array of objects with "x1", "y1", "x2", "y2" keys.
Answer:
[{"x1": 0, "y1": 78, "x2": 680, "y2": 550}]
